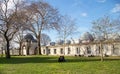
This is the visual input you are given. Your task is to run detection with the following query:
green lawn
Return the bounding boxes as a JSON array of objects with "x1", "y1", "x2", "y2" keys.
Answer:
[{"x1": 0, "y1": 56, "x2": 120, "y2": 74}]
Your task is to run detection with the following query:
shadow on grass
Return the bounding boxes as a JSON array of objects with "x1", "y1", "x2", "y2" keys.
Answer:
[
  {"x1": 0, "y1": 56, "x2": 120, "y2": 64},
  {"x1": 67, "y1": 57, "x2": 120, "y2": 62}
]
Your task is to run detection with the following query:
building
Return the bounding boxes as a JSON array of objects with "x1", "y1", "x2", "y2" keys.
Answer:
[
  {"x1": 21, "y1": 33, "x2": 37, "y2": 55},
  {"x1": 41, "y1": 32, "x2": 120, "y2": 56},
  {"x1": 0, "y1": 32, "x2": 120, "y2": 56}
]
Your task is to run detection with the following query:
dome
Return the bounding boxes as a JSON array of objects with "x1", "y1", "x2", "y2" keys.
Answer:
[
  {"x1": 56, "y1": 39, "x2": 64, "y2": 45},
  {"x1": 113, "y1": 34, "x2": 120, "y2": 40},
  {"x1": 71, "y1": 39, "x2": 80, "y2": 44},
  {"x1": 65, "y1": 40, "x2": 71, "y2": 44},
  {"x1": 24, "y1": 33, "x2": 34, "y2": 41},
  {"x1": 50, "y1": 42, "x2": 55, "y2": 46},
  {"x1": 95, "y1": 36, "x2": 104, "y2": 41},
  {"x1": 107, "y1": 34, "x2": 120, "y2": 40},
  {"x1": 80, "y1": 32, "x2": 94, "y2": 42}
]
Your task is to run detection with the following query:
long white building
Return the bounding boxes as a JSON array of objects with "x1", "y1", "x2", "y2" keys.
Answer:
[
  {"x1": 41, "y1": 41, "x2": 120, "y2": 56},
  {"x1": 21, "y1": 32, "x2": 120, "y2": 56},
  {"x1": 1, "y1": 32, "x2": 120, "y2": 56}
]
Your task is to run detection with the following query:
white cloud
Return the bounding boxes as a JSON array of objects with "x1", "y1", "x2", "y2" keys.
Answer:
[
  {"x1": 80, "y1": 13, "x2": 87, "y2": 17},
  {"x1": 72, "y1": 0, "x2": 82, "y2": 7},
  {"x1": 97, "y1": 0, "x2": 106, "y2": 3},
  {"x1": 111, "y1": 4, "x2": 120, "y2": 13}
]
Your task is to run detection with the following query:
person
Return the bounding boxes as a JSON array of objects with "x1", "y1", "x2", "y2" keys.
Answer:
[{"x1": 58, "y1": 56, "x2": 66, "y2": 62}]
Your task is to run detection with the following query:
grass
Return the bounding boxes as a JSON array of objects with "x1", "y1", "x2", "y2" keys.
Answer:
[{"x1": 0, "y1": 55, "x2": 120, "y2": 74}]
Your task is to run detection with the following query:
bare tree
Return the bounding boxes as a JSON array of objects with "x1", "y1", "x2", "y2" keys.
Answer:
[
  {"x1": 0, "y1": 0, "x2": 26, "y2": 58},
  {"x1": 41, "y1": 33, "x2": 51, "y2": 46},
  {"x1": 0, "y1": 34, "x2": 5, "y2": 57},
  {"x1": 92, "y1": 16, "x2": 114, "y2": 39},
  {"x1": 58, "y1": 15, "x2": 76, "y2": 42},
  {"x1": 112, "y1": 16, "x2": 120, "y2": 34},
  {"x1": 91, "y1": 16, "x2": 118, "y2": 61},
  {"x1": 13, "y1": 28, "x2": 25, "y2": 55},
  {"x1": 57, "y1": 15, "x2": 76, "y2": 55},
  {"x1": 25, "y1": 1, "x2": 60, "y2": 55}
]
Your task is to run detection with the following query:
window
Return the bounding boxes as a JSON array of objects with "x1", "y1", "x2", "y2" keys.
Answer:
[
  {"x1": 48, "y1": 49, "x2": 50, "y2": 54},
  {"x1": 112, "y1": 45, "x2": 114, "y2": 53},
  {"x1": 98, "y1": 46, "x2": 100, "y2": 54},
  {"x1": 113, "y1": 45, "x2": 119, "y2": 55},
  {"x1": 43, "y1": 49, "x2": 45, "y2": 54},
  {"x1": 60, "y1": 48, "x2": 63, "y2": 54},
  {"x1": 87, "y1": 47, "x2": 91, "y2": 54},
  {"x1": 67, "y1": 48, "x2": 71, "y2": 54},
  {"x1": 54, "y1": 49, "x2": 56, "y2": 54},
  {"x1": 113, "y1": 45, "x2": 114, "y2": 49},
  {"x1": 76, "y1": 48, "x2": 80, "y2": 54}
]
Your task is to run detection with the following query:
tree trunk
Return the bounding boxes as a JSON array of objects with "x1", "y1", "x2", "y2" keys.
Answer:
[
  {"x1": 6, "y1": 40, "x2": 11, "y2": 59},
  {"x1": 21, "y1": 46, "x2": 23, "y2": 56},
  {"x1": 100, "y1": 42, "x2": 103, "y2": 62},
  {"x1": 27, "y1": 41, "x2": 30, "y2": 55},
  {"x1": 27, "y1": 48, "x2": 29, "y2": 55},
  {"x1": 38, "y1": 33, "x2": 41, "y2": 55},
  {"x1": 19, "y1": 42, "x2": 22, "y2": 55},
  {"x1": 63, "y1": 37, "x2": 66, "y2": 55}
]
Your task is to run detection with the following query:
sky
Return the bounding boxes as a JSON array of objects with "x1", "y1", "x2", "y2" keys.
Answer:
[
  {"x1": 41, "y1": 0, "x2": 120, "y2": 41},
  {"x1": 4, "y1": 0, "x2": 120, "y2": 42},
  {"x1": 3, "y1": 0, "x2": 119, "y2": 48}
]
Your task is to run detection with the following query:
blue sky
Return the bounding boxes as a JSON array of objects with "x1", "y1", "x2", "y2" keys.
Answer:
[{"x1": 41, "y1": 0, "x2": 120, "y2": 41}]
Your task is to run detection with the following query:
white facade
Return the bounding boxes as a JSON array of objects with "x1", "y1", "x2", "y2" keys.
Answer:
[
  {"x1": 0, "y1": 41, "x2": 120, "y2": 56},
  {"x1": 1, "y1": 33, "x2": 120, "y2": 57},
  {"x1": 41, "y1": 42, "x2": 120, "y2": 56}
]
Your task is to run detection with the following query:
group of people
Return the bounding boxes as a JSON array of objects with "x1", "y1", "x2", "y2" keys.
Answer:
[{"x1": 58, "y1": 56, "x2": 66, "y2": 62}]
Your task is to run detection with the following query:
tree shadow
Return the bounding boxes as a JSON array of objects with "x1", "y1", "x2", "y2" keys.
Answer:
[
  {"x1": 0, "y1": 56, "x2": 58, "y2": 64},
  {"x1": 66, "y1": 57, "x2": 120, "y2": 62},
  {"x1": 0, "y1": 56, "x2": 120, "y2": 64}
]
